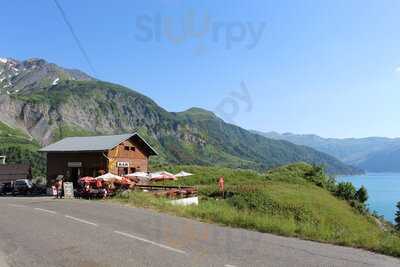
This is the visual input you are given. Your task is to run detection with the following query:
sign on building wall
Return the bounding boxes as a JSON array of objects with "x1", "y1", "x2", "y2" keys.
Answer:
[
  {"x1": 63, "y1": 182, "x2": 74, "y2": 199},
  {"x1": 117, "y1": 162, "x2": 129, "y2": 168},
  {"x1": 67, "y1": 162, "x2": 82, "y2": 168}
]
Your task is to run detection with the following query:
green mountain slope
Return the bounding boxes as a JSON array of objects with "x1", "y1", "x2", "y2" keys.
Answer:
[{"x1": 0, "y1": 58, "x2": 360, "y2": 175}]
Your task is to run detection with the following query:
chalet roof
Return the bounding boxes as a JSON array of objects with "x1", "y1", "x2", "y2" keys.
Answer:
[
  {"x1": 39, "y1": 133, "x2": 158, "y2": 155},
  {"x1": 0, "y1": 164, "x2": 32, "y2": 182}
]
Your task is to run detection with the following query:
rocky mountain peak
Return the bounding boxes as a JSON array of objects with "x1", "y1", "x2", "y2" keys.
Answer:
[
  {"x1": 23, "y1": 58, "x2": 47, "y2": 68},
  {"x1": 0, "y1": 58, "x2": 8, "y2": 64},
  {"x1": 0, "y1": 57, "x2": 94, "y2": 95}
]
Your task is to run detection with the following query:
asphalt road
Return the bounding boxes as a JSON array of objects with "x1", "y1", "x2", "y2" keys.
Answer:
[{"x1": 0, "y1": 197, "x2": 399, "y2": 267}]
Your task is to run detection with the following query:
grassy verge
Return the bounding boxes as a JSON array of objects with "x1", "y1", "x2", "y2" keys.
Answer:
[{"x1": 112, "y1": 163, "x2": 400, "y2": 257}]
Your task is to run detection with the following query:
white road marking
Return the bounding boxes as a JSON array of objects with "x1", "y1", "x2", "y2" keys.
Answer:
[
  {"x1": 8, "y1": 204, "x2": 26, "y2": 208},
  {"x1": 65, "y1": 215, "x2": 98, "y2": 227},
  {"x1": 114, "y1": 230, "x2": 187, "y2": 255},
  {"x1": 34, "y1": 208, "x2": 57, "y2": 214},
  {"x1": 225, "y1": 265, "x2": 237, "y2": 267}
]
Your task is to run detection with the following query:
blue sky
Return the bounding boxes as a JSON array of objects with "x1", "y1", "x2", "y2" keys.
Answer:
[{"x1": 1, "y1": 0, "x2": 400, "y2": 138}]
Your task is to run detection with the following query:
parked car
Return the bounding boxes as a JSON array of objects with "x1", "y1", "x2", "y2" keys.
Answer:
[
  {"x1": 0, "y1": 182, "x2": 14, "y2": 195},
  {"x1": 13, "y1": 179, "x2": 33, "y2": 195}
]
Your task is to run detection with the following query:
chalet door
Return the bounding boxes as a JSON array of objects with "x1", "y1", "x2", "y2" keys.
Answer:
[{"x1": 69, "y1": 167, "x2": 81, "y2": 186}]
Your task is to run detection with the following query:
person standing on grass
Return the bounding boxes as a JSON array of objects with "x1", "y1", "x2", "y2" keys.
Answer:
[{"x1": 218, "y1": 176, "x2": 225, "y2": 198}]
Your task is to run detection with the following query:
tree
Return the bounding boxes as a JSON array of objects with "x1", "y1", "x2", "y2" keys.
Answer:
[
  {"x1": 310, "y1": 164, "x2": 325, "y2": 177},
  {"x1": 395, "y1": 201, "x2": 400, "y2": 231},
  {"x1": 355, "y1": 186, "x2": 368, "y2": 203},
  {"x1": 335, "y1": 182, "x2": 356, "y2": 200},
  {"x1": 305, "y1": 164, "x2": 336, "y2": 190}
]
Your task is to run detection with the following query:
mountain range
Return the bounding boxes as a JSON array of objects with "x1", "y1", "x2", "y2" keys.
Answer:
[
  {"x1": 252, "y1": 131, "x2": 400, "y2": 172},
  {"x1": 0, "y1": 57, "x2": 361, "y2": 175}
]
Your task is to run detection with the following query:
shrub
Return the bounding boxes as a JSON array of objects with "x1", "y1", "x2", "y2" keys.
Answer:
[
  {"x1": 335, "y1": 182, "x2": 356, "y2": 200},
  {"x1": 355, "y1": 186, "x2": 368, "y2": 203},
  {"x1": 302, "y1": 164, "x2": 336, "y2": 190},
  {"x1": 395, "y1": 202, "x2": 400, "y2": 231},
  {"x1": 349, "y1": 200, "x2": 367, "y2": 214}
]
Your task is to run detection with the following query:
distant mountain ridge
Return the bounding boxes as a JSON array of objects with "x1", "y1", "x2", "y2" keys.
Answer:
[
  {"x1": 252, "y1": 131, "x2": 400, "y2": 172},
  {"x1": 0, "y1": 57, "x2": 361, "y2": 175}
]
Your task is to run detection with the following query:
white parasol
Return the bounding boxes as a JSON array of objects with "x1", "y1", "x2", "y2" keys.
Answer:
[
  {"x1": 95, "y1": 172, "x2": 123, "y2": 181},
  {"x1": 150, "y1": 171, "x2": 177, "y2": 181},
  {"x1": 175, "y1": 171, "x2": 193, "y2": 177},
  {"x1": 125, "y1": 172, "x2": 150, "y2": 178}
]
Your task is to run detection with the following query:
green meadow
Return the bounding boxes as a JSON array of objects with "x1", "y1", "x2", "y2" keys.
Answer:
[{"x1": 113, "y1": 163, "x2": 400, "y2": 257}]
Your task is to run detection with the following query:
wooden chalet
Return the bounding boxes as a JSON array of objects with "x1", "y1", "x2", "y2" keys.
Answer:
[{"x1": 40, "y1": 133, "x2": 158, "y2": 184}]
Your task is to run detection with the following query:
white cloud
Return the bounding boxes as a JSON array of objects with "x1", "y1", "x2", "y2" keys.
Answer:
[{"x1": 395, "y1": 66, "x2": 400, "y2": 73}]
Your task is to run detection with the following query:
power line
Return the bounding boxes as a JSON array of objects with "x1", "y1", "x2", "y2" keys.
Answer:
[{"x1": 53, "y1": 0, "x2": 97, "y2": 76}]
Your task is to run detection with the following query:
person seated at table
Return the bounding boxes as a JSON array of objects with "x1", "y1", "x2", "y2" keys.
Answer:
[
  {"x1": 84, "y1": 182, "x2": 90, "y2": 192},
  {"x1": 102, "y1": 187, "x2": 108, "y2": 199},
  {"x1": 96, "y1": 179, "x2": 103, "y2": 189}
]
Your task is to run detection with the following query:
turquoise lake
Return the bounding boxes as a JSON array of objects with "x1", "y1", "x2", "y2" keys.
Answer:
[{"x1": 337, "y1": 173, "x2": 400, "y2": 222}]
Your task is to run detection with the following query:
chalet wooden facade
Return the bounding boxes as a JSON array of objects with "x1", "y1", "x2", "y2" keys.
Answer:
[{"x1": 40, "y1": 133, "x2": 157, "y2": 184}]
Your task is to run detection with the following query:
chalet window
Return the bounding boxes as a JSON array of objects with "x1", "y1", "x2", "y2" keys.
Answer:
[
  {"x1": 124, "y1": 146, "x2": 130, "y2": 151},
  {"x1": 130, "y1": 147, "x2": 136, "y2": 151}
]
